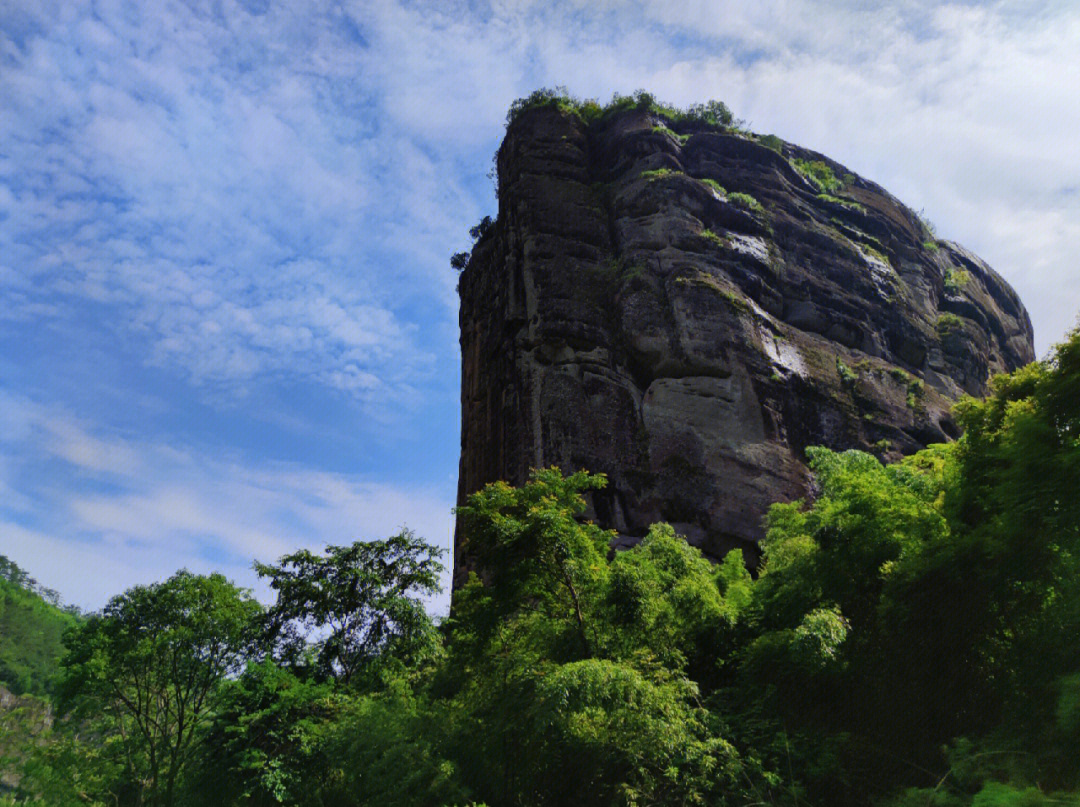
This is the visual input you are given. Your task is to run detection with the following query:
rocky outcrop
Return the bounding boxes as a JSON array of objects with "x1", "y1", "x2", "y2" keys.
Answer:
[{"x1": 455, "y1": 104, "x2": 1034, "y2": 589}]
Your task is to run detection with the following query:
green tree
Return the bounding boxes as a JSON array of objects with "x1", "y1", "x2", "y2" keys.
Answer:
[
  {"x1": 57, "y1": 571, "x2": 260, "y2": 807},
  {"x1": 735, "y1": 447, "x2": 952, "y2": 800},
  {"x1": 732, "y1": 327, "x2": 1080, "y2": 803},
  {"x1": 453, "y1": 468, "x2": 611, "y2": 659},
  {"x1": 448, "y1": 469, "x2": 758, "y2": 806},
  {"x1": 184, "y1": 660, "x2": 346, "y2": 806},
  {"x1": 316, "y1": 681, "x2": 471, "y2": 807},
  {"x1": 0, "y1": 554, "x2": 77, "y2": 696},
  {"x1": 255, "y1": 530, "x2": 444, "y2": 687},
  {"x1": 604, "y1": 523, "x2": 750, "y2": 686}
]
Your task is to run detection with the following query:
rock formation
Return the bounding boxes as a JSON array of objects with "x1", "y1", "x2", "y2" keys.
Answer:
[{"x1": 454, "y1": 101, "x2": 1034, "y2": 589}]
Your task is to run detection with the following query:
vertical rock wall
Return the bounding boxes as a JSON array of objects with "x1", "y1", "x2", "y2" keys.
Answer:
[{"x1": 455, "y1": 104, "x2": 1034, "y2": 590}]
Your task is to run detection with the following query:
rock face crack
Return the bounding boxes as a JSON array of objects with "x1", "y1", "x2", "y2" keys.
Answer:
[{"x1": 454, "y1": 105, "x2": 1034, "y2": 591}]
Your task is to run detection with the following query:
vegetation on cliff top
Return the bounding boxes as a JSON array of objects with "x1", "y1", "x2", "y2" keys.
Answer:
[
  {"x1": 1, "y1": 325, "x2": 1078, "y2": 806},
  {"x1": 506, "y1": 86, "x2": 738, "y2": 131}
]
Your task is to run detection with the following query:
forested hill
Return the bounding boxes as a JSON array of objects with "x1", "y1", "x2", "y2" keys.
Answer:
[{"x1": 0, "y1": 555, "x2": 77, "y2": 696}]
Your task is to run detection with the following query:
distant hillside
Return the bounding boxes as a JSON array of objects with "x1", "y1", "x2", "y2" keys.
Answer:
[{"x1": 0, "y1": 555, "x2": 77, "y2": 696}]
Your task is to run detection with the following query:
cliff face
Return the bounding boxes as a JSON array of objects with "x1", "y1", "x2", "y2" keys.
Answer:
[{"x1": 455, "y1": 105, "x2": 1034, "y2": 588}]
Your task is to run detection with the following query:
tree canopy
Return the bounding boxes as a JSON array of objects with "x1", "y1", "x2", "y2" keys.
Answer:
[
  {"x1": 255, "y1": 529, "x2": 444, "y2": 685},
  {"x1": 56, "y1": 571, "x2": 260, "y2": 807},
  {"x1": 0, "y1": 555, "x2": 76, "y2": 697},
  {"x1": 6, "y1": 327, "x2": 1080, "y2": 807}
]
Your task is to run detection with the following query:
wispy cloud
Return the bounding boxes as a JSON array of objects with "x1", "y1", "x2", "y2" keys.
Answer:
[
  {"x1": 0, "y1": 393, "x2": 455, "y2": 611},
  {"x1": 1, "y1": 0, "x2": 473, "y2": 402}
]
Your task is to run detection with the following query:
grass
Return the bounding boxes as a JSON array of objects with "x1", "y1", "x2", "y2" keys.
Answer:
[
  {"x1": 817, "y1": 193, "x2": 865, "y2": 212},
  {"x1": 944, "y1": 267, "x2": 969, "y2": 294},
  {"x1": 640, "y1": 168, "x2": 679, "y2": 181},
  {"x1": 728, "y1": 192, "x2": 764, "y2": 213},
  {"x1": 937, "y1": 313, "x2": 965, "y2": 334},
  {"x1": 699, "y1": 178, "x2": 727, "y2": 195},
  {"x1": 861, "y1": 244, "x2": 891, "y2": 266},
  {"x1": 572, "y1": 259, "x2": 621, "y2": 307},
  {"x1": 622, "y1": 263, "x2": 647, "y2": 284},
  {"x1": 676, "y1": 272, "x2": 750, "y2": 313},
  {"x1": 701, "y1": 228, "x2": 727, "y2": 245},
  {"x1": 653, "y1": 125, "x2": 691, "y2": 144},
  {"x1": 830, "y1": 218, "x2": 887, "y2": 252},
  {"x1": 792, "y1": 159, "x2": 843, "y2": 194},
  {"x1": 923, "y1": 240, "x2": 940, "y2": 253}
]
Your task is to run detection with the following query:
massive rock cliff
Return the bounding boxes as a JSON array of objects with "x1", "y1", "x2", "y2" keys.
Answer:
[{"x1": 455, "y1": 102, "x2": 1034, "y2": 589}]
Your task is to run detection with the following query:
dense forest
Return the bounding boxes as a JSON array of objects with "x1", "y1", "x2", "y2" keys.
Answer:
[
  {"x1": 2, "y1": 326, "x2": 1079, "y2": 806},
  {"x1": 0, "y1": 557, "x2": 76, "y2": 697}
]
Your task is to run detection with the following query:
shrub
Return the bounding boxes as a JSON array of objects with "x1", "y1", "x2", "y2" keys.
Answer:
[
  {"x1": 937, "y1": 313, "x2": 965, "y2": 334},
  {"x1": 506, "y1": 86, "x2": 581, "y2": 124},
  {"x1": 469, "y1": 216, "x2": 493, "y2": 241},
  {"x1": 450, "y1": 252, "x2": 469, "y2": 272},
  {"x1": 640, "y1": 168, "x2": 678, "y2": 181},
  {"x1": 944, "y1": 267, "x2": 969, "y2": 294},
  {"x1": 504, "y1": 88, "x2": 740, "y2": 133},
  {"x1": 683, "y1": 99, "x2": 734, "y2": 127},
  {"x1": 792, "y1": 159, "x2": 843, "y2": 194},
  {"x1": 729, "y1": 192, "x2": 764, "y2": 213},
  {"x1": 906, "y1": 378, "x2": 925, "y2": 410},
  {"x1": 699, "y1": 178, "x2": 727, "y2": 195},
  {"x1": 917, "y1": 208, "x2": 938, "y2": 239},
  {"x1": 759, "y1": 134, "x2": 784, "y2": 153},
  {"x1": 836, "y1": 358, "x2": 859, "y2": 385}
]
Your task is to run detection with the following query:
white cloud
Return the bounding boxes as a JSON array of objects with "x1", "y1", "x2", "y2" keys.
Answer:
[
  {"x1": 0, "y1": 395, "x2": 455, "y2": 612},
  {"x1": 0, "y1": 0, "x2": 473, "y2": 403}
]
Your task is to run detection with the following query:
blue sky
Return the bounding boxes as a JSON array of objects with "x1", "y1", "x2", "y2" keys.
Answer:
[{"x1": 2, "y1": 0, "x2": 1079, "y2": 612}]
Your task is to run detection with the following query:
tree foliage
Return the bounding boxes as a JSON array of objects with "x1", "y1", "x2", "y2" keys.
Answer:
[
  {"x1": 446, "y1": 469, "x2": 759, "y2": 806},
  {"x1": 57, "y1": 571, "x2": 260, "y2": 807},
  {"x1": 0, "y1": 555, "x2": 76, "y2": 696},
  {"x1": 255, "y1": 530, "x2": 443, "y2": 686},
  {"x1": 505, "y1": 87, "x2": 739, "y2": 131},
  {"x1": 7, "y1": 327, "x2": 1080, "y2": 807}
]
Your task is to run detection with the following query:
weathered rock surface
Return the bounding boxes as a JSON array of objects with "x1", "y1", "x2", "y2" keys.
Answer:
[{"x1": 454, "y1": 105, "x2": 1034, "y2": 589}]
